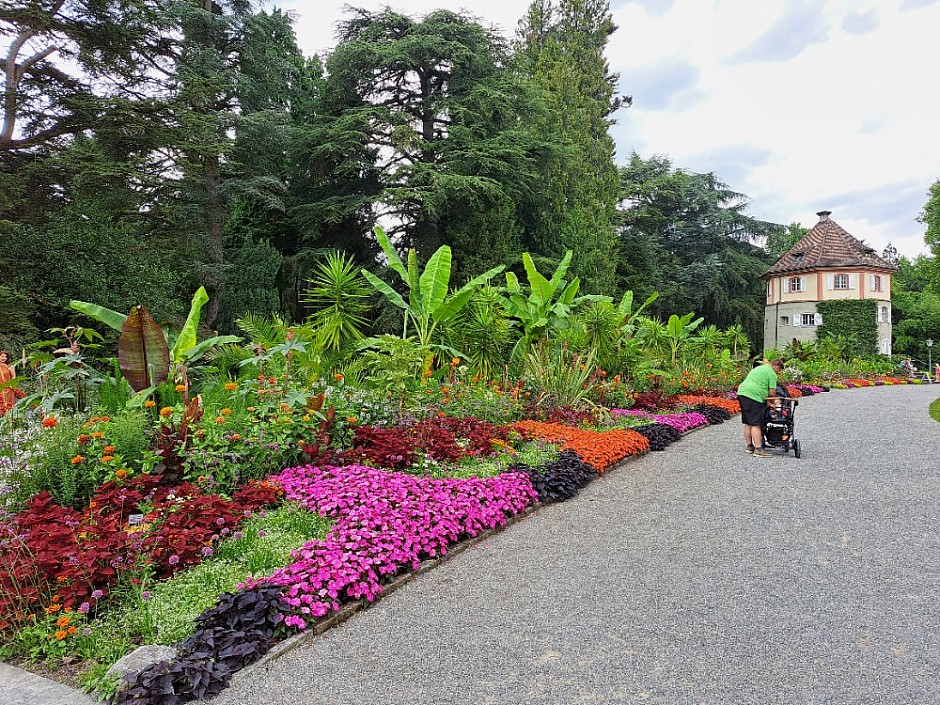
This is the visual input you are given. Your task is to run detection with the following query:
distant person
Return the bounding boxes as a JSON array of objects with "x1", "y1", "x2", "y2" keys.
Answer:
[
  {"x1": 0, "y1": 351, "x2": 25, "y2": 417},
  {"x1": 737, "y1": 358, "x2": 785, "y2": 458}
]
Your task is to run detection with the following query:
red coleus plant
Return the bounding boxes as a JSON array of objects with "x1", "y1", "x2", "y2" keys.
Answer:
[
  {"x1": 0, "y1": 476, "x2": 283, "y2": 629},
  {"x1": 349, "y1": 416, "x2": 512, "y2": 469}
]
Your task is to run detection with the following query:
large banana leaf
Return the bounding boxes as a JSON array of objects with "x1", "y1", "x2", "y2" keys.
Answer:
[
  {"x1": 522, "y1": 253, "x2": 552, "y2": 305},
  {"x1": 419, "y1": 246, "x2": 452, "y2": 315},
  {"x1": 119, "y1": 306, "x2": 170, "y2": 392},
  {"x1": 432, "y1": 264, "x2": 504, "y2": 323},
  {"x1": 70, "y1": 300, "x2": 127, "y2": 332},
  {"x1": 171, "y1": 287, "x2": 209, "y2": 363},
  {"x1": 547, "y1": 251, "x2": 573, "y2": 291},
  {"x1": 182, "y1": 335, "x2": 242, "y2": 364},
  {"x1": 373, "y1": 226, "x2": 409, "y2": 283},
  {"x1": 362, "y1": 270, "x2": 409, "y2": 311}
]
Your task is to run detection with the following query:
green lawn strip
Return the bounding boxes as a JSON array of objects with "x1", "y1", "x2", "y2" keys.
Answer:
[
  {"x1": 414, "y1": 439, "x2": 562, "y2": 479},
  {"x1": 77, "y1": 503, "x2": 332, "y2": 696},
  {"x1": 930, "y1": 397, "x2": 940, "y2": 423}
]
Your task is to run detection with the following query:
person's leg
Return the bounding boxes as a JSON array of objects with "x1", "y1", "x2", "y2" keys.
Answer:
[
  {"x1": 743, "y1": 424, "x2": 753, "y2": 452},
  {"x1": 750, "y1": 423, "x2": 772, "y2": 456}
]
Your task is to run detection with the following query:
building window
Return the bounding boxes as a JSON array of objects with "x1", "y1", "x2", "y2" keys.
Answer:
[
  {"x1": 834, "y1": 274, "x2": 849, "y2": 289},
  {"x1": 788, "y1": 277, "x2": 803, "y2": 292},
  {"x1": 880, "y1": 306, "x2": 888, "y2": 323},
  {"x1": 781, "y1": 316, "x2": 789, "y2": 326},
  {"x1": 873, "y1": 275, "x2": 882, "y2": 292},
  {"x1": 801, "y1": 313, "x2": 817, "y2": 327}
]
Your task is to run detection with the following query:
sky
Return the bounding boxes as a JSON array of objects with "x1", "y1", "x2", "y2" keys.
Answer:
[{"x1": 278, "y1": 0, "x2": 940, "y2": 258}]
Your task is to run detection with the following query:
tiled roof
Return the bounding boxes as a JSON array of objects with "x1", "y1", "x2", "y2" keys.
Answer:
[{"x1": 763, "y1": 211, "x2": 897, "y2": 278}]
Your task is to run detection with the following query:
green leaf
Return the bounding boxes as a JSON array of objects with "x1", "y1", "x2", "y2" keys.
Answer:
[
  {"x1": 505, "y1": 271, "x2": 521, "y2": 293},
  {"x1": 182, "y1": 335, "x2": 242, "y2": 364},
  {"x1": 374, "y1": 226, "x2": 408, "y2": 284},
  {"x1": 617, "y1": 290, "x2": 635, "y2": 317},
  {"x1": 171, "y1": 287, "x2": 209, "y2": 363},
  {"x1": 419, "y1": 246, "x2": 452, "y2": 314},
  {"x1": 362, "y1": 270, "x2": 410, "y2": 311},
  {"x1": 126, "y1": 386, "x2": 158, "y2": 409},
  {"x1": 548, "y1": 251, "x2": 573, "y2": 292},
  {"x1": 667, "y1": 314, "x2": 683, "y2": 339},
  {"x1": 557, "y1": 278, "x2": 581, "y2": 305},
  {"x1": 70, "y1": 300, "x2": 127, "y2": 332},
  {"x1": 119, "y1": 306, "x2": 170, "y2": 392},
  {"x1": 434, "y1": 264, "x2": 505, "y2": 323},
  {"x1": 522, "y1": 253, "x2": 552, "y2": 305}
]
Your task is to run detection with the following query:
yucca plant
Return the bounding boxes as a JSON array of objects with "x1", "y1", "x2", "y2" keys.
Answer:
[
  {"x1": 522, "y1": 342, "x2": 597, "y2": 410},
  {"x1": 302, "y1": 252, "x2": 371, "y2": 352}
]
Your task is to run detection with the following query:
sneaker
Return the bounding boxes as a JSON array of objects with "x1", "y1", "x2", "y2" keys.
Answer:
[
  {"x1": 745, "y1": 445, "x2": 755, "y2": 454},
  {"x1": 752, "y1": 448, "x2": 773, "y2": 458}
]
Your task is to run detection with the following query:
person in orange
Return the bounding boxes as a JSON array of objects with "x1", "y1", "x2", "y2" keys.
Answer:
[{"x1": 0, "y1": 350, "x2": 25, "y2": 416}]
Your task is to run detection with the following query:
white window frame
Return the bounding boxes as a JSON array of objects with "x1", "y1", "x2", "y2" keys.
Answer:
[
  {"x1": 872, "y1": 275, "x2": 882, "y2": 292},
  {"x1": 833, "y1": 274, "x2": 849, "y2": 290},
  {"x1": 800, "y1": 313, "x2": 818, "y2": 327},
  {"x1": 788, "y1": 276, "x2": 804, "y2": 292}
]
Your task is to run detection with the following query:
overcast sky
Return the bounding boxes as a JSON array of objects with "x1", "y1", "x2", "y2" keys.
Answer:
[{"x1": 278, "y1": 0, "x2": 940, "y2": 258}]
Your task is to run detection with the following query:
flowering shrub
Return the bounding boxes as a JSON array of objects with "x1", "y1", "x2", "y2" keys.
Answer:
[
  {"x1": 0, "y1": 476, "x2": 283, "y2": 628},
  {"x1": 512, "y1": 421, "x2": 650, "y2": 471},
  {"x1": 246, "y1": 463, "x2": 537, "y2": 628}
]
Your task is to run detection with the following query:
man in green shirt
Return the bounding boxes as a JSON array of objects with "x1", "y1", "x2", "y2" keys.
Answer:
[{"x1": 737, "y1": 358, "x2": 785, "y2": 458}]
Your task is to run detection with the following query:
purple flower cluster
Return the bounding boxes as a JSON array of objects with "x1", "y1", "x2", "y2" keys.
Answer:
[
  {"x1": 250, "y1": 464, "x2": 538, "y2": 629},
  {"x1": 611, "y1": 409, "x2": 709, "y2": 433}
]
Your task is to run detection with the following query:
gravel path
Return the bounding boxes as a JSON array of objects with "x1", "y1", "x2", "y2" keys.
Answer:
[{"x1": 210, "y1": 385, "x2": 940, "y2": 705}]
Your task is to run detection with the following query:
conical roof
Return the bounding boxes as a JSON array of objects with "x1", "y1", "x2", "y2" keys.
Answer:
[{"x1": 763, "y1": 211, "x2": 897, "y2": 278}]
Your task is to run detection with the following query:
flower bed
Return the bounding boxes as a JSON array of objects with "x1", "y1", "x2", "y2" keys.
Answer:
[
  {"x1": 0, "y1": 476, "x2": 283, "y2": 628},
  {"x1": 610, "y1": 409, "x2": 710, "y2": 434},
  {"x1": 252, "y1": 463, "x2": 537, "y2": 627},
  {"x1": 670, "y1": 394, "x2": 741, "y2": 414},
  {"x1": 512, "y1": 421, "x2": 650, "y2": 470}
]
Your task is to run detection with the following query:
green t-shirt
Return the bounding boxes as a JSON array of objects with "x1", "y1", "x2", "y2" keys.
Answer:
[{"x1": 737, "y1": 364, "x2": 778, "y2": 403}]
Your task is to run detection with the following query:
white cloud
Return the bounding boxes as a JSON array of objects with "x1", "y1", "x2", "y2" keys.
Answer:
[{"x1": 288, "y1": 0, "x2": 938, "y2": 257}]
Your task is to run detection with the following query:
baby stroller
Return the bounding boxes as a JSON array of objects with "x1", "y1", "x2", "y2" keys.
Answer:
[{"x1": 763, "y1": 385, "x2": 801, "y2": 458}]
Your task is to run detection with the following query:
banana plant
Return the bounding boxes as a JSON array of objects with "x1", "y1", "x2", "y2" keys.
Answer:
[
  {"x1": 616, "y1": 289, "x2": 660, "y2": 336},
  {"x1": 361, "y1": 226, "x2": 504, "y2": 349},
  {"x1": 71, "y1": 287, "x2": 240, "y2": 393},
  {"x1": 501, "y1": 251, "x2": 611, "y2": 358},
  {"x1": 666, "y1": 312, "x2": 705, "y2": 365}
]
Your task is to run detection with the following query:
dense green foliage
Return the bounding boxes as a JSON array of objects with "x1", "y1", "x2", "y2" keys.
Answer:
[
  {"x1": 815, "y1": 300, "x2": 878, "y2": 356},
  {"x1": 2, "y1": 1, "x2": 936, "y2": 354}
]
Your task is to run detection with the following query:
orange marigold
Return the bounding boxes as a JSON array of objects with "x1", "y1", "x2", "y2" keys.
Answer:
[
  {"x1": 334, "y1": 373, "x2": 344, "y2": 381},
  {"x1": 67, "y1": 626, "x2": 78, "y2": 635},
  {"x1": 77, "y1": 434, "x2": 90, "y2": 446},
  {"x1": 224, "y1": 382, "x2": 238, "y2": 391},
  {"x1": 70, "y1": 455, "x2": 84, "y2": 465},
  {"x1": 215, "y1": 416, "x2": 226, "y2": 424},
  {"x1": 90, "y1": 431, "x2": 104, "y2": 439},
  {"x1": 100, "y1": 455, "x2": 114, "y2": 463},
  {"x1": 54, "y1": 630, "x2": 68, "y2": 641},
  {"x1": 220, "y1": 408, "x2": 232, "y2": 416},
  {"x1": 175, "y1": 384, "x2": 186, "y2": 392},
  {"x1": 42, "y1": 416, "x2": 58, "y2": 428},
  {"x1": 114, "y1": 468, "x2": 129, "y2": 480},
  {"x1": 56, "y1": 615, "x2": 70, "y2": 628},
  {"x1": 160, "y1": 407, "x2": 174, "y2": 418},
  {"x1": 144, "y1": 400, "x2": 156, "y2": 408},
  {"x1": 103, "y1": 445, "x2": 116, "y2": 454}
]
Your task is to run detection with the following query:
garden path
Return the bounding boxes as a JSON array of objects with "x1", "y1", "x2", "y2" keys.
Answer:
[{"x1": 207, "y1": 384, "x2": 940, "y2": 705}]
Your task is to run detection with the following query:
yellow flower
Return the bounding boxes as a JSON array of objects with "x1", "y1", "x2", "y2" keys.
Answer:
[
  {"x1": 224, "y1": 382, "x2": 238, "y2": 391},
  {"x1": 160, "y1": 407, "x2": 174, "y2": 418},
  {"x1": 175, "y1": 384, "x2": 186, "y2": 392},
  {"x1": 144, "y1": 400, "x2": 156, "y2": 408},
  {"x1": 220, "y1": 408, "x2": 232, "y2": 416}
]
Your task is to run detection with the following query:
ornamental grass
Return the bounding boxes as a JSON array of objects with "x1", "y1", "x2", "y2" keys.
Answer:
[{"x1": 511, "y1": 421, "x2": 650, "y2": 471}]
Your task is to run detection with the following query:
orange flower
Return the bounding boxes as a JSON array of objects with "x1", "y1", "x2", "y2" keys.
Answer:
[
  {"x1": 215, "y1": 416, "x2": 225, "y2": 424},
  {"x1": 451, "y1": 357, "x2": 460, "y2": 366},
  {"x1": 144, "y1": 400, "x2": 156, "y2": 408},
  {"x1": 90, "y1": 431, "x2": 104, "y2": 439},
  {"x1": 346, "y1": 417, "x2": 358, "y2": 424},
  {"x1": 195, "y1": 429, "x2": 205, "y2": 437},
  {"x1": 100, "y1": 455, "x2": 114, "y2": 463},
  {"x1": 56, "y1": 615, "x2": 71, "y2": 628},
  {"x1": 77, "y1": 434, "x2": 90, "y2": 446},
  {"x1": 437, "y1": 412, "x2": 446, "y2": 418},
  {"x1": 54, "y1": 630, "x2": 68, "y2": 641},
  {"x1": 67, "y1": 626, "x2": 78, "y2": 635},
  {"x1": 114, "y1": 468, "x2": 129, "y2": 480},
  {"x1": 99, "y1": 416, "x2": 110, "y2": 422},
  {"x1": 103, "y1": 445, "x2": 116, "y2": 454},
  {"x1": 268, "y1": 376, "x2": 277, "y2": 384},
  {"x1": 224, "y1": 382, "x2": 238, "y2": 391},
  {"x1": 70, "y1": 455, "x2": 84, "y2": 465},
  {"x1": 44, "y1": 604, "x2": 61, "y2": 614},
  {"x1": 160, "y1": 407, "x2": 174, "y2": 418},
  {"x1": 220, "y1": 408, "x2": 232, "y2": 416},
  {"x1": 513, "y1": 421, "x2": 650, "y2": 472},
  {"x1": 175, "y1": 384, "x2": 186, "y2": 392},
  {"x1": 334, "y1": 373, "x2": 344, "y2": 381},
  {"x1": 42, "y1": 416, "x2": 58, "y2": 428},
  {"x1": 56, "y1": 575, "x2": 68, "y2": 583},
  {"x1": 231, "y1": 433, "x2": 241, "y2": 441}
]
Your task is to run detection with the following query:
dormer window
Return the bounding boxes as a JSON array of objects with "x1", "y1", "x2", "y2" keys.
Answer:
[{"x1": 791, "y1": 251, "x2": 805, "y2": 261}]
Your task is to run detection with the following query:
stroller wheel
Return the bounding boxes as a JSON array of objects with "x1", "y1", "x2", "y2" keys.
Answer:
[{"x1": 794, "y1": 440, "x2": 802, "y2": 459}]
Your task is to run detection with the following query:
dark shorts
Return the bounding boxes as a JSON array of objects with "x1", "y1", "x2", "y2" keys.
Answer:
[{"x1": 739, "y1": 395, "x2": 765, "y2": 426}]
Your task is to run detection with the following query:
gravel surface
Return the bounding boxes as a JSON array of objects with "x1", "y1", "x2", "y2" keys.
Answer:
[{"x1": 208, "y1": 385, "x2": 940, "y2": 705}]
